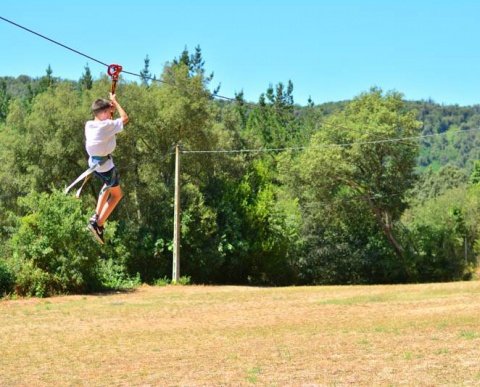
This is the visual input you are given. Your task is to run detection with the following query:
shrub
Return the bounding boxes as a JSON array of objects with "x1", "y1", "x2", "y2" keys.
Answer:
[
  {"x1": 11, "y1": 259, "x2": 53, "y2": 298},
  {"x1": 403, "y1": 188, "x2": 478, "y2": 282},
  {"x1": 0, "y1": 259, "x2": 15, "y2": 296},
  {"x1": 97, "y1": 259, "x2": 141, "y2": 290},
  {"x1": 9, "y1": 189, "x2": 110, "y2": 296},
  {"x1": 154, "y1": 275, "x2": 191, "y2": 286}
]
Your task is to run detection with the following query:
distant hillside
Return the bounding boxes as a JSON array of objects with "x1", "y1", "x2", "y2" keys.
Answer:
[
  {"x1": 406, "y1": 101, "x2": 480, "y2": 172},
  {"x1": 310, "y1": 99, "x2": 480, "y2": 173}
]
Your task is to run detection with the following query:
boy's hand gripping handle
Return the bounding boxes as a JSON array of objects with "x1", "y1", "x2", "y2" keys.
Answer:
[{"x1": 107, "y1": 64, "x2": 123, "y2": 118}]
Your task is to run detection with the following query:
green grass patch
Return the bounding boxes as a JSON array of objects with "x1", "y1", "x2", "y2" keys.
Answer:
[
  {"x1": 459, "y1": 330, "x2": 479, "y2": 340},
  {"x1": 246, "y1": 366, "x2": 262, "y2": 383}
]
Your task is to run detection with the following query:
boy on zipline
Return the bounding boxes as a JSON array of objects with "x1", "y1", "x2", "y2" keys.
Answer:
[{"x1": 86, "y1": 93, "x2": 128, "y2": 244}]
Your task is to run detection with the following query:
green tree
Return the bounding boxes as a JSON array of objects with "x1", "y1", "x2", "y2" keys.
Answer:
[
  {"x1": 1, "y1": 81, "x2": 87, "y2": 196},
  {"x1": 79, "y1": 63, "x2": 93, "y2": 90},
  {"x1": 469, "y1": 160, "x2": 480, "y2": 185},
  {"x1": 139, "y1": 55, "x2": 153, "y2": 86},
  {"x1": 402, "y1": 187, "x2": 477, "y2": 281},
  {"x1": 38, "y1": 65, "x2": 55, "y2": 93},
  {"x1": 246, "y1": 81, "x2": 298, "y2": 148},
  {"x1": 294, "y1": 88, "x2": 422, "y2": 274},
  {"x1": 0, "y1": 79, "x2": 10, "y2": 122}
]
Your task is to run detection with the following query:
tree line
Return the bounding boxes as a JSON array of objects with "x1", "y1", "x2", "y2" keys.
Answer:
[{"x1": 0, "y1": 48, "x2": 479, "y2": 297}]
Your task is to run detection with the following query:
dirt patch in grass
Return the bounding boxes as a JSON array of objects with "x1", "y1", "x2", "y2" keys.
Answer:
[{"x1": 1, "y1": 282, "x2": 480, "y2": 385}]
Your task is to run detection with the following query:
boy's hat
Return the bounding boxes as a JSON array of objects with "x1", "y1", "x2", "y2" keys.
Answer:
[{"x1": 91, "y1": 99, "x2": 112, "y2": 114}]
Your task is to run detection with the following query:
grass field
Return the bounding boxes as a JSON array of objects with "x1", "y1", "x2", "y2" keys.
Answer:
[{"x1": 1, "y1": 281, "x2": 480, "y2": 386}]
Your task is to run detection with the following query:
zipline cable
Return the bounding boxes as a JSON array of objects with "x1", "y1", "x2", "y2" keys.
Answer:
[
  {"x1": 0, "y1": 15, "x2": 109, "y2": 68},
  {"x1": 0, "y1": 15, "x2": 239, "y2": 103}
]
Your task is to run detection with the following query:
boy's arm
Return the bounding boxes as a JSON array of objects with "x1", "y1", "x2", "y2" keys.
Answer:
[{"x1": 110, "y1": 93, "x2": 129, "y2": 125}]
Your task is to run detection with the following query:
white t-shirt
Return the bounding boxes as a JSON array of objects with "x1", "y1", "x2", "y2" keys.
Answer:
[{"x1": 85, "y1": 118, "x2": 123, "y2": 172}]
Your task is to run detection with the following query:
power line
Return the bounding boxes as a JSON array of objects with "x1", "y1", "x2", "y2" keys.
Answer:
[
  {"x1": 182, "y1": 145, "x2": 306, "y2": 154},
  {"x1": 181, "y1": 127, "x2": 480, "y2": 154}
]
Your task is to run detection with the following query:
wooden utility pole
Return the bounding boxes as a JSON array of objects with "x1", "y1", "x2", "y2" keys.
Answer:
[{"x1": 172, "y1": 143, "x2": 181, "y2": 282}]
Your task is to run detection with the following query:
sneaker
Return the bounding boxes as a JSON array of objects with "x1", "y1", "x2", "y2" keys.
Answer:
[
  {"x1": 87, "y1": 219, "x2": 104, "y2": 245},
  {"x1": 97, "y1": 223, "x2": 105, "y2": 237}
]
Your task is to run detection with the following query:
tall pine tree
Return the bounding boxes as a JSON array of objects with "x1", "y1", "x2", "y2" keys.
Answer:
[
  {"x1": 140, "y1": 55, "x2": 154, "y2": 86},
  {"x1": 79, "y1": 64, "x2": 93, "y2": 90}
]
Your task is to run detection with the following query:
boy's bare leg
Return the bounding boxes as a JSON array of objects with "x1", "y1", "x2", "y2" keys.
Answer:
[
  {"x1": 97, "y1": 186, "x2": 123, "y2": 226},
  {"x1": 95, "y1": 185, "x2": 110, "y2": 218}
]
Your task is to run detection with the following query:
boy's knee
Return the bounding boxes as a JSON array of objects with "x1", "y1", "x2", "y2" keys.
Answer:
[{"x1": 113, "y1": 186, "x2": 123, "y2": 199}]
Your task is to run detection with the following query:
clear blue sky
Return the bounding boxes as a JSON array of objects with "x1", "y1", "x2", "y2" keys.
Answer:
[{"x1": 1, "y1": 0, "x2": 479, "y2": 106}]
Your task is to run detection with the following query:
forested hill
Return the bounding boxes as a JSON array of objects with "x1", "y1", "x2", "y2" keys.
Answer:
[
  {"x1": 316, "y1": 99, "x2": 480, "y2": 173},
  {"x1": 408, "y1": 101, "x2": 480, "y2": 172}
]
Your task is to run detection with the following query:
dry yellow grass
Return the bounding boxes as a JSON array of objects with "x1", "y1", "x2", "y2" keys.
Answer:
[{"x1": 1, "y1": 282, "x2": 480, "y2": 386}]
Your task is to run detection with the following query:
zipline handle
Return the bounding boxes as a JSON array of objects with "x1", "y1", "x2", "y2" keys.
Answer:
[
  {"x1": 107, "y1": 64, "x2": 122, "y2": 80},
  {"x1": 107, "y1": 64, "x2": 122, "y2": 118}
]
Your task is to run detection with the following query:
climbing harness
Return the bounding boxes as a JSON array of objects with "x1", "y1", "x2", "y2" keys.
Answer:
[
  {"x1": 65, "y1": 65, "x2": 122, "y2": 197},
  {"x1": 64, "y1": 155, "x2": 110, "y2": 197}
]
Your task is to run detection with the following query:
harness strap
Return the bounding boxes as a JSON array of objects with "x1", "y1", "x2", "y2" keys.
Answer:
[{"x1": 65, "y1": 156, "x2": 110, "y2": 198}]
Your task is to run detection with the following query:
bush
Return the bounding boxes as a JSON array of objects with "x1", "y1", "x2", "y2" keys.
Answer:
[
  {"x1": 0, "y1": 259, "x2": 15, "y2": 296},
  {"x1": 11, "y1": 259, "x2": 53, "y2": 298},
  {"x1": 154, "y1": 275, "x2": 191, "y2": 286},
  {"x1": 97, "y1": 259, "x2": 141, "y2": 290},
  {"x1": 402, "y1": 188, "x2": 478, "y2": 282},
  {"x1": 9, "y1": 189, "x2": 117, "y2": 296}
]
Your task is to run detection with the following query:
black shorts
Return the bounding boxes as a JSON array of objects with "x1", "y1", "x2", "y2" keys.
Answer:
[{"x1": 94, "y1": 167, "x2": 120, "y2": 188}]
